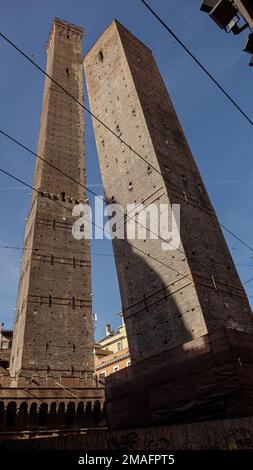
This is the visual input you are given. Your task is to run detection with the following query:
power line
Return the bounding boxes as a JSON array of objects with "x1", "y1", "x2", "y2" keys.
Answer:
[
  {"x1": 2, "y1": 238, "x2": 253, "y2": 304},
  {"x1": 0, "y1": 186, "x2": 28, "y2": 191},
  {"x1": 2, "y1": 162, "x2": 248, "y2": 313},
  {"x1": 218, "y1": 222, "x2": 253, "y2": 253},
  {"x1": 0, "y1": 240, "x2": 252, "y2": 272},
  {"x1": 0, "y1": 241, "x2": 162, "y2": 260},
  {"x1": 1, "y1": 127, "x2": 251, "y2": 291},
  {"x1": 1, "y1": 31, "x2": 252, "y2": 257},
  {"x1": 0, "y1": 165, "x2": 192, "y2": 285},
  {"x1": 237, "y1": 264, "x2": 253, "y2": 267},
  {"x1": 1, "y1": 8, "x2": 250, "y2": 364},
  {"x1": 243, "y1": 277, "x2": 253, "y2": 285},
  {"x1": 0, "y1": 129, "x2": 99, "y2": 200},
  {"x1": 0, "y1": 166, "x2": 196, "y2": 353},
  {"x1": 0, "y1": 126, "x2": 222, "y2": 275},
  {"x1": 139, "y1": 0, "x2": 253, "y2": 128},
  {"x1": 1, "y1": 125, "x2": 223, "y2": 295},
  {"x1": 0, "y1": 127, "x2": 188, "y2": 258},
  {"x1": 1, "y1": 31, "x2": 253, "y2": 283},
  {"x1": 0, "y1": 128, "x2": 177, "y2": 260},
  {"x1": 0, "y1": 127, "x2": 251, "y2": 280},
  {"x1": 245, "y1": 292, "x2": 253, "y2": 300},
  {"x1": 0, "y1": 32, "x2": 214, "y2": 221},
  {"x1": 0, "y1": 109, "x2": 251, "y2": 315},
  {"x1": 0, "y1": 128, "x2": 191, "y2": 274},
  {"x1": 147, "y1": 12, "x2": 200, "y2": 45},
  {"x1": 0, "y1": 134, "x2": 251, "y2": 358}
]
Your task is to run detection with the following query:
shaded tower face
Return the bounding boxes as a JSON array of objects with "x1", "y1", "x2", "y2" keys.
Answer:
[
  {"x1": 84, "y1": 20, "x2": 253, "y2": 364},
  {"x1": 10, "y1": 19, "x2": 94, "y2": 383}
]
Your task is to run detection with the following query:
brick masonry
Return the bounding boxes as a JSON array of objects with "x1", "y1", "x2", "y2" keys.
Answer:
[
  {"x1": 84, "y1": 20, "x2": 253, "y2": 364},
  {"x1": 9, "y1": 19, "x2": 94, "y2": 385},
  {"x1": 1, "y1": 416, "x2": 253, "y2": 450}
]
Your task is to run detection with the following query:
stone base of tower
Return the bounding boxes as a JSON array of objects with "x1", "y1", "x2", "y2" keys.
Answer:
[
  {"x1": 6, "y1": 373, "x2": 99, "y2": 389},
  {"x1": 1, "y1": 415, "x2": 253, "y2": 450},
  {"x1": 105, "y1": 328, "x2": 253, "y2": 429},
  {"x1": 0, "y1": 375, "x2": 105, "y2": 432}
]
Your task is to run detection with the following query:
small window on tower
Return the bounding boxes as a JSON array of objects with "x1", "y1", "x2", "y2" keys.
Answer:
[
  {"x1": 66, "y1": 68, "x2": 70, "y2": 75},
  {"x1": 99, "y1": 50, "x2": 104, "y2": 62}
]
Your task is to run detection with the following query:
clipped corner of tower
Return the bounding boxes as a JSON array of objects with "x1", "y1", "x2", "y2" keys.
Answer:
[{"x1": 83, "y1": 18, "x2": 121, "y2": 66}]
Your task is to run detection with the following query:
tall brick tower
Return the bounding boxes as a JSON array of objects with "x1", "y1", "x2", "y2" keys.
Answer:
[
  {"x1": 84, "y1": 20, "x2": 253, "y2": 365},
  {"x1": 9, "y1": 19, "x2": 94, "y2": 385}
]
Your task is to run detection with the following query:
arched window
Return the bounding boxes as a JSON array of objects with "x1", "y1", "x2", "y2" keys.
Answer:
[
  {"x1": 17, "y1": 402, "x2": 28, "y2": 429},
  {"x1": 38, "y1": 402, "x2": 48, "y2": 426},
  {"x1": 65, "y1": 402, "x2": 76, "y2": 427},
  {"x1": 5, "y1": 401, "x2": 17, "y2": 428},
  {"x1": 58, "y1": 402, "x2": 65, "y2": 428},
  {"x1": 48, "y1": 402, "x2": 57, "y2": 429},
  {"x1": 28, "y1": 402, "x2": 37, "y2": 428},
  {"x1": 0, "y1": 401, "x2": 5, "y2": 430},
  {"x1": 92, "y1": 400, "x2": 101, "y2": 425},
  {"x1": 85, "y1": 401, "x2": 92, "y2": 423},
  {"x1": 76, "y1": 402, "x2": 85, "y2": 426}
]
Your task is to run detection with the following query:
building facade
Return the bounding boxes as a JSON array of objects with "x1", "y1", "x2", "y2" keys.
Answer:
[
  {"x1": 95, "y1": 317, "x2": 130, "y2": 379},
  {"x1": 84, "y1": 20, "x2": 253, "y2": 365},
  {"x1": 0, "y1": 324, "x2": 13, "y2": 372}
]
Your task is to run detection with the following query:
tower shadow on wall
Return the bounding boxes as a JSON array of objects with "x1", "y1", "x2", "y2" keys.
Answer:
[{"x1": 107, "y1": 200, "x2": 194, "y2": 364}]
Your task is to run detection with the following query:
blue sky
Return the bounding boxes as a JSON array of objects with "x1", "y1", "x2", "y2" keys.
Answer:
[{"x1": 0, "y1": 0, "x2": 253, "y2": 339}]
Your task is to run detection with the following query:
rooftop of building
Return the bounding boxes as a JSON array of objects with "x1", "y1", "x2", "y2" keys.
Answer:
[
  {"x1": 0, "y1": 325, "x2": 13, "y2": 338},
  {"x1": 98, "y1": 318, "x2": 125, "y2": 344},
  {"x1": 0, "y1": 330, "x2": 13, "y2": 337},
  {"x1": 95, "y1": 347, "x2": 130, "y2": 370}
]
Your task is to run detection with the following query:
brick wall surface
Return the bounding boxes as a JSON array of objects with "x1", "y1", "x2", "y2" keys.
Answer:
[
  {"x1": 9, "y1": 19, "x2": 94, "y2": 384},
  {"x1": 1, "y1": 416, "x2": 253, "y2": 450},
  {"x1": 84, "y1": 20, "x2": 253, "y2": 364}
]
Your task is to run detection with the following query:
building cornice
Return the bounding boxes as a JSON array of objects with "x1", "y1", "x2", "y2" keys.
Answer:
[{"x1": 95, "y1": 352, "x2": 130, "y2": 371}]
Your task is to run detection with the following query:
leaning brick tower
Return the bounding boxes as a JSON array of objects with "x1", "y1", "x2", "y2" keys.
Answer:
[
  {"x1": 84, "y1": 20, "x2": 253, "y2": 429},
  {"x1": 84, "y1": 20, "x2": 253, "y2": 364},
  {"x1": 9, "y1": 18, "x2": 94, "y2": 385}
]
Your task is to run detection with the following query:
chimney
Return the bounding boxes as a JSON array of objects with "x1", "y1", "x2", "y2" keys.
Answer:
[{"x1": 106, "y1": 324, "x2": 112, "y2": 336}]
